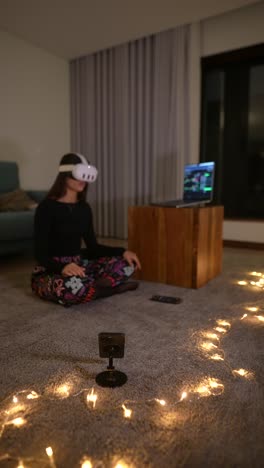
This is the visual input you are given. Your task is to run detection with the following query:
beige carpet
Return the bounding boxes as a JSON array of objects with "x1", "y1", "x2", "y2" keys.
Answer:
[{"x1": 0, "y1": 248, "x2": 264, "y2": 468}]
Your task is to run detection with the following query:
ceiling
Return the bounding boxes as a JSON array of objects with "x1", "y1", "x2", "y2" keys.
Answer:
[{"x1": 0, "y1": 0, "x2": 258, "y2": 59}]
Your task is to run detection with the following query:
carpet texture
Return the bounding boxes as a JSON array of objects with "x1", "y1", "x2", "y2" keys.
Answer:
[{"x1": 0, "y1": 248, "x2": 264, "y2": 468}]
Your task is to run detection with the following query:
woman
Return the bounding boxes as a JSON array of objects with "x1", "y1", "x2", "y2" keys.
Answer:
[{"x1": 31, "y1": 153, "x2": 141, "y2": 307}]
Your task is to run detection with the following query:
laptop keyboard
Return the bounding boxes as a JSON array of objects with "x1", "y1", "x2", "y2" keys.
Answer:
[{"x1": 165, "y1": 199, "x2": 195, "y2": 206}]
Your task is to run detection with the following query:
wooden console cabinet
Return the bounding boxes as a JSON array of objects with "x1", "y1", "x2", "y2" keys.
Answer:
[{"x1": 128, "y1": 205, "x2": 224, "y2": 288}]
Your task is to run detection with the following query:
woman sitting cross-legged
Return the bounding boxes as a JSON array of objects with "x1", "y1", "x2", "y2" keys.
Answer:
[{"x1": 31, "y1": 153, "x2": 141, "y2": 307}]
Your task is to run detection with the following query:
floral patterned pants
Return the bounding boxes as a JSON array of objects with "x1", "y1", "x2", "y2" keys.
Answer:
[{"x1": 31, "y1": 255, "x2": 134, "y2": 307}]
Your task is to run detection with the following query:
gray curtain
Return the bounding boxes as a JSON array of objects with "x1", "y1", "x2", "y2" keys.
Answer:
[{"x1": 70, "y1": 23, "x2": 201, "y2": 238}]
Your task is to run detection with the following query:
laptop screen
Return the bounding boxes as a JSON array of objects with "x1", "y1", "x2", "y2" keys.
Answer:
[{"x1": 183, "y1": 162, "x2": 215, "y2": 201}]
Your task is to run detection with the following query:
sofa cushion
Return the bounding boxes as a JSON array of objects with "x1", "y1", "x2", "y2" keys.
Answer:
[
  {"x1": 0, "y1": 210, "x2": 35, "y2": 240},
  {"x1": 0, "y1": 189, "x2": 37, "y2": 212},
  {"x1": 0, "y1": 161, "x2": 19, "y2": 194}
]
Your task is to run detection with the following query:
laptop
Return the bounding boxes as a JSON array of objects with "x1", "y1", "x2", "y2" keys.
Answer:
[{"x1": 151, "y1": 161, "x2": 215, "y2": 208}]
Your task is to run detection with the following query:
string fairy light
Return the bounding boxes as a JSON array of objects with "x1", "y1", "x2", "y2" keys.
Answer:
[
  {"x1": 197, "y1": 318, "x2": 231, "y2": 368},
  {"x1": 0, "y1": 274, "x2": 262, "y2": 467},
  {"x1": 198, "y1": 319, "x2": 228, "y2": 364},
  {"x1": 194, "y1": 377, "x2": 224, "y2": 397},
  {"x1": 238, "y1": 271, "x2": 264, "y2": 290}
]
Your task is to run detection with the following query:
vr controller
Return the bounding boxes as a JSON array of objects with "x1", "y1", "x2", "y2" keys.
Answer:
[{"x1": 59, "y1": 153, "x2": 98, "y2": 183}]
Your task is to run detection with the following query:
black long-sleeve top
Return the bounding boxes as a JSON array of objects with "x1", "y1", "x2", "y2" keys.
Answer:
[{"x1": 34, "y1": 198, "x2": 125, "y2": 274}]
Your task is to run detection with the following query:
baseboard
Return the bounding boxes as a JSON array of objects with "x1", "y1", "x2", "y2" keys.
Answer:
[{"x1": 224, "y1": 240, "x2": 264, "y2": 250}]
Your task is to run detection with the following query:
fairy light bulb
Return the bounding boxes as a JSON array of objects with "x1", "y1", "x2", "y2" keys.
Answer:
[
  {"x1": 196, "y1": 385, "x2": 211, "y2": 396},
  {"x1": 205, "y1": 332, "x2": 219, "y2": 341},
  {"x1": 13, "y1": 396, "x2": 18, "y2": 403},
  {"x1": 81, "y1": 459, "x2": 92, "y2": 468},
  {"x1": 60, "y1": 385, "x2": 69, "y2": 396},
  {"x1": 238, "y1": 281, "x2": 247, "y2": 285},
  {"x1": 201, "y1": 342, "x2": 217, "y2": 350},
  {"x1": 255, "y1": 315, "x2": 264, "y2": 322},
  {"x1": 27, "y1": 391, "x2": 39, "y2": 400},
  {"x1": 155, "y1": 399, "x2": 166, "y2": 406},
  {"x1": 196, "y1": 377, "x2": 224, "y2": 396},
  {"x1": 17, "y1": 461, "x2": 25, "y2": 468},
  {"x1": 214, "y1": 327, "x2": 227, "y2": 333},
  {"x1": 46, "y1": 447, "x2": 56, "y2": 468},
  {"x1": 217, "y1": 320, "x2": 231, "y2": 328},
  {"x1": 246, "y1": 307, "x2": 258, "y2": 312},
  {"x1": 114, "y1": 462, "x2": 129, "y2": 468},
  {"x1": 241, "y1": 314, "x2": 248, "y2": 320},
  {"x1": 238, "y1": 369, "x2": 247, "y2": 376},
  {"x1": 208, "y1": 378, "x2": 223, "y2": 389},
  {"x1": 210, "y1": 354, "x2": 224, "y2": 361},
  {"x1": 46, "y1": 447, "x2": 53, "y2": 457},
  {"x1": 180, "y1": 391, "x2": 187, "y2": 401},
  {"x1": 232, "y1": 368, "x2": 253, "y2": 378},
  {"x1": 9, "y1": 417, "x2": 26, "y2": 427},
  {"x1": 122, "y1": 404, "x2": 132, "y2": 418},
  {"x1": 86, "y1": 388, "x2": 97, "y2": 408}
]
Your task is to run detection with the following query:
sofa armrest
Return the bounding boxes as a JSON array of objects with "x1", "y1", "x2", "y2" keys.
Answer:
[{"x1": 26, "y1": 190, "x2": 47, "y2": 203}]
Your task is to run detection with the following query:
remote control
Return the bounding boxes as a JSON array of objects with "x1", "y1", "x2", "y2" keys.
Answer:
[{"x1": 150, "y1": 295, "x2": 182, "y2": 304}]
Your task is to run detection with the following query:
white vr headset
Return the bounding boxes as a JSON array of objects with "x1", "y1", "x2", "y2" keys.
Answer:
[{"x1": 59, "y1": 153, "x2": 98, "y2": 183}]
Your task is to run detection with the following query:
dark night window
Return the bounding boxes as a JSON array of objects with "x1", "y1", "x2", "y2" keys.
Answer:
[{"x1": 201, "y1": 44, "x2": 264, "y2": 219}]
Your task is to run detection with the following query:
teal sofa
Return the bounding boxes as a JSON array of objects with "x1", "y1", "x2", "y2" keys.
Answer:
[{"x1": 0, "y1": 161, "x2": 46, "y2": 256}]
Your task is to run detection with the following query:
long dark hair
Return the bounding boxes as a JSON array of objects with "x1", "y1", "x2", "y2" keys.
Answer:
[
  {"x1": 46, "y1": 153, "x2": 88, "y2": 202},
  {"x1": 46, "y1": 173, "x2": 88, "y2": 201}
]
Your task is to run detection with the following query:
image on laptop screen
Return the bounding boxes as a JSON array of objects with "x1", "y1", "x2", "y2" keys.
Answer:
[{"x1": 183, "y1": 162, "x2": 215, "y2": 202}]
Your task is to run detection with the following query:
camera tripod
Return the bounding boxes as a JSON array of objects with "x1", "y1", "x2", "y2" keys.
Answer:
[{"x1": 96, "y1": 354, "x2": 127, "y2": 388}]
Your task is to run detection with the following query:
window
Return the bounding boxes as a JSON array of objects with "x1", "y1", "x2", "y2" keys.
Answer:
[{"x1": 201, "y1": 44, "x2": 264, "y2": 218}]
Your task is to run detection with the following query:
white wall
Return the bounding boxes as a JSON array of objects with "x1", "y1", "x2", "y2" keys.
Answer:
[
  {"x1": 0, "y1": 30, "x2": 70, "y2": 190},
  {"x1": 223, "y1": 221, "x2": 264, "y2": 243},
  {"x1": 201, "y1": 1, "x2": 264, "y2": 57},
  {"x1": 201, "y1": 2, "x2": 264, "y2": 243}
]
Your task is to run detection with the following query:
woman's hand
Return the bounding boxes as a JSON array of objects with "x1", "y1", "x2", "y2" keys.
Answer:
[
  {"x1": 62, "y1": 262, "x2": 86, "y2": 277},
  {"x1": 123, "y1": 250, "x2": 141, "y2": 270}
]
